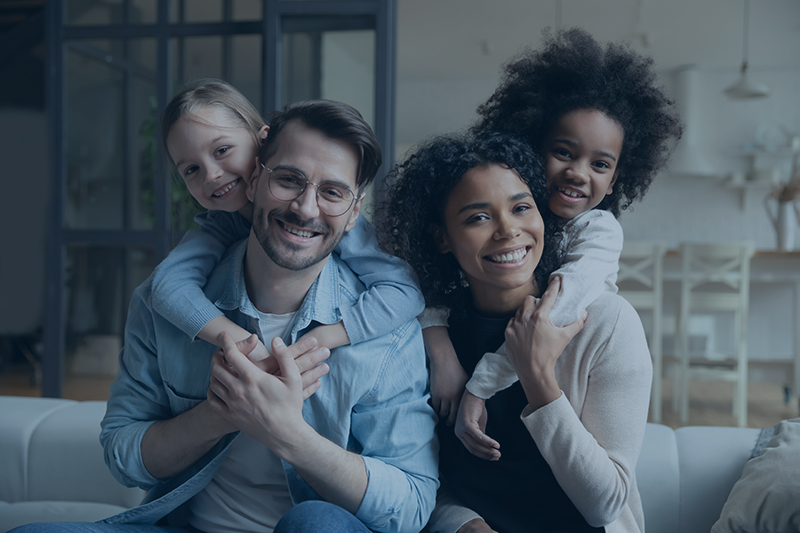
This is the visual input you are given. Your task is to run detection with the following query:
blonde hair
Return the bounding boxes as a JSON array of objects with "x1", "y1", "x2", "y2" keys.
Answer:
[{"x1": 161, "y1": 78, "x2": 266, "y2": 161}]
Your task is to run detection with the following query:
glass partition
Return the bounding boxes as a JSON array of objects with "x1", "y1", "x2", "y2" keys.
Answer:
[
  {"x1": 43, "y1": 0, "x2": 396, "y2": 399},
  {"x1": 64, "y1": 38, "x2": 157, "y2": 231},
  {"x1": 67, "y1": 0, "x2": 158, "y2": 25}
]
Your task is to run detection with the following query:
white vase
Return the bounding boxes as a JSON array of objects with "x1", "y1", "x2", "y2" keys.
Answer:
[{"x1": 764, "y1": 199, "x2": 798, "y2": 251}]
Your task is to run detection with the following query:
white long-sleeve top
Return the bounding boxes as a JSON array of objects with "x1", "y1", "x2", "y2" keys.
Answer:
[
  {"x1": 466, "y1": 210, "x2": 623, "y2": 399},
  {"x1": 429, "y1": 292, "x2": 652, "y2": 533}
]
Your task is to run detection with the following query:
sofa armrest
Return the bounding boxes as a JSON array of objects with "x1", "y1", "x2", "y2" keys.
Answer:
[{"x1": 0, "y1": 397, "x2": 143, "y2": 509}]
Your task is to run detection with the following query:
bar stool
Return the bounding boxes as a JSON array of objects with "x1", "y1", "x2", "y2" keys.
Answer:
[
  {"x1": 618, "y1": 242, "x2": 667, "y2": 423},
  {"x1": 675, "y1": 242, "x2": 755, "y2": 427}
]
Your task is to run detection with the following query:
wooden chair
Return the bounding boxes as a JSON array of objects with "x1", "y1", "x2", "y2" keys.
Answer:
[
  {"x1": 675, "y1": 242, "x2": 755, "y2": 427},
  {"x1": 618, "y1": 242, "x2": 667, "y2": 423}
]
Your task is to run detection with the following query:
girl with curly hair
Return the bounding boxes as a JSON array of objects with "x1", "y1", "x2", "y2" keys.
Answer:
[
  {"x1": 415, "y1": 29, "x2": 681, "y2": 456},
  {"x1": 379, "y1": 130, "x2": 652, "y2": 532}
]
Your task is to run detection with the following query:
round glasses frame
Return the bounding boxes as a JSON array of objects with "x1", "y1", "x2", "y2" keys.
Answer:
[{"x1": 263, "y1": 166, "x2": 358, "y2": 217}]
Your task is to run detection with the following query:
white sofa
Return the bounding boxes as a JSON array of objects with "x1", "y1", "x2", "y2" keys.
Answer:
[{"x1": 0, "y1": 396, "x2": 760, "y2": 533}]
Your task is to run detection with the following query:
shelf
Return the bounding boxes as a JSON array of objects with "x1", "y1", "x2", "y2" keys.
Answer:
[{"x1": 723, "y1": 178, "x2": 775, "y2": 210}]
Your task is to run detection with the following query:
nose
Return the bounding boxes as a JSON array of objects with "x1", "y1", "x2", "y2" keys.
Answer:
[
  {"x1": 290, "y1": 185, "x2": 321, "y2": 219},
  {"x1": 493, "y1": 212, "x2": 521, "y2": 240},
  {"x1": 564, "y1": 161, "x2": 589, "y2": 183},
  {"x1": 205, "y1": 162, "x2": 224, "y2": 184}
]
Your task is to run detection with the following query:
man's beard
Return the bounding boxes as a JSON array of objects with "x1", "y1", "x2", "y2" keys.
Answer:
[{"x1": 253, "y1": 206, "x2": 347, "y2": 271}]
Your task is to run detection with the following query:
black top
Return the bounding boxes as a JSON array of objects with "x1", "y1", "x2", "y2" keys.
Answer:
[{"x1": 438, "y1": 306, "x2": 602, "y2": 533}]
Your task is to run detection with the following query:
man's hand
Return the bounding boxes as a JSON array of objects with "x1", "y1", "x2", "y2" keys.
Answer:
[
  {"x1": 208, "y1": 334, "x2": 322, "y2": 457},
  {"x1": 458, "y1": 518, "x2": 498, "y2": 533},
  {"x1": 455, "y1": 391, "x2": 500, "y2": 461},
  {"x1": 229, "y1": 334, "x2": 331, "y2": 400}
]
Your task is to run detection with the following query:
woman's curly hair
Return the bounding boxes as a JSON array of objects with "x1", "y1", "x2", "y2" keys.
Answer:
[
  {"x1": 377, "y1": 131, "x2": 563, "y2": 315},
  {"x1": 473, "y1": 28, "x2": 683, "y2": 217}
]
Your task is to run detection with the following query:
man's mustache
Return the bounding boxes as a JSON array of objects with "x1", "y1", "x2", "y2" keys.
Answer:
[{"x1": 267, "y1": 209, "x2": 331, "y2": 235}]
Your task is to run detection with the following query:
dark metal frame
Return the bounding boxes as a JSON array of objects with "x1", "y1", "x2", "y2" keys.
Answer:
[{"x1": 42, "y1": 0, "x2": 396, "y2": 397}]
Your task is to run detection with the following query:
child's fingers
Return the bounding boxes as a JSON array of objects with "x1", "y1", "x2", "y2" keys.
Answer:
[
  {"x1": 465, "y1": 423, "x2": 500, "y2": 451},
  {"x1": 234, "y1": 334, "x2": 258, "y2": 356},
  {"x1": 218, "y1": 332, "x2": 253, "y2": 376},
  {"x1": 458, "y1": 431, "x2": 501, "y2": 461}
]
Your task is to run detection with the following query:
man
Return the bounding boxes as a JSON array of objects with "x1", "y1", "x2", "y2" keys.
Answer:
[{"x1": 99, "y1": 100, "x2": 439, "y2": 533}]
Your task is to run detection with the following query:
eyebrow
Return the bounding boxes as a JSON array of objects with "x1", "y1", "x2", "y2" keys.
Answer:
[
  {"x1": 456, "y1": 191, "x2": 533, "y2": 214},
  {"x1": 173, "y1": 135, "x2": 229, "y2": 168},
  {"x1": 271, "y1": 164, "x2": 354, "y2": 189},
  {"x1": 551, "y1": 138, "x2": 618, "y2": 161}
]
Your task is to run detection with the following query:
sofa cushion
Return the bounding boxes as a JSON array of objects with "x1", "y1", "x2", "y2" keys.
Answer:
[
  {"x1": 0, "y1": 397, "x2": 75, "y2": 504},
  {"x1": 26, "y1": 401, "x2": 143, "y2": 508},
  {"x1": 675, "y1": 426, "x2": 760, "y2": 533},
  {"x1": 711, "y1": 417, "x2": 800, "y2": 533},
  {"x1": 0, "y1": 501, "x2": 129, "y2": 532},
  {"x1": 636, "y1": 423, "x2": 679, "y2": 533}
]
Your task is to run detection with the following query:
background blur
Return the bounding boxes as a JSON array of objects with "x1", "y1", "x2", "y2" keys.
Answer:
[{"x1": 1, "y1": 0, "x2": 799, "y2": 427}]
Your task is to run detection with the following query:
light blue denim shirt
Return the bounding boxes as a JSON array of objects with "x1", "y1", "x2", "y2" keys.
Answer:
[{"x1": 100, "y1": 239, "x2": 439, "y2": 533}]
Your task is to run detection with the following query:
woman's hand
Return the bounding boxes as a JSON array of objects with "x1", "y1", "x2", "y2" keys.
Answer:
[
  {"x1": 457, "y1": 518, "x2": 498, "y2": 533},
  {"x1": 504, "y1": 276, "x2": 586, "y2": 411},
  {"x1": 455, "y1": 391, "x2": 500, "y2": 461},
  {"x1": 424, "y1": 326, "x2": 468, "y2": 425}
]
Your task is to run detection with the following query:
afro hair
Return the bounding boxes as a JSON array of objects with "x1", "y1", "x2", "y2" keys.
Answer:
[
  {"x1": 474, "y1": 28, "x2": 683, "y2": 217},
  {"x1": 377, "y1": 131, "x2": 564, "y2": 315}
]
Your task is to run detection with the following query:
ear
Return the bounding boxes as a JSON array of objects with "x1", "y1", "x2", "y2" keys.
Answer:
[
  {"x1": 246, "y1": 157, "x2": 262, "y2": 202},
  {"x1": 429, "y1": 223, "x2": 451, "y2": 254},
  {"x1": 606, "y1": 169, "x2": 620, "y2": 196},
  {"x1": 258, "y1": 125, "x2": 269, "y2": 143},
  {"x1": 344, "y1": 194, "x2": 363, "y2": 233}
]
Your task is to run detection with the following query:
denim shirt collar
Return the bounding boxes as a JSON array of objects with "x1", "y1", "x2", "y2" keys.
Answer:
[{"x1": 211, "y1": 239, "x2": 343, "y2": 342}]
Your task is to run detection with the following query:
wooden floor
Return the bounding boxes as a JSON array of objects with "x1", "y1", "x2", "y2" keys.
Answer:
[
  {"x1": 0, "y1": 363, "x2": 116, "y2": 401},
  {"x1": 656, "y1": 378, "x2": 798, "y2": 429}
]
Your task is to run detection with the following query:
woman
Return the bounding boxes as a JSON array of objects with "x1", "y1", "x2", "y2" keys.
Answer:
[{"x1": 378, "y1": 132, "x2": 652, "y2": 533}]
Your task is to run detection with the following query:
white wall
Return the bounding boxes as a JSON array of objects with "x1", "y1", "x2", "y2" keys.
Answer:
[{"x1": 621, "y1": 68, "x2": 800, "y2": 251}]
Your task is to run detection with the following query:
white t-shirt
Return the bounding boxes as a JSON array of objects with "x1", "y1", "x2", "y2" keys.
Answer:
[{"x1": 188, "y1": 310, "x2": 296, "y2": 533}]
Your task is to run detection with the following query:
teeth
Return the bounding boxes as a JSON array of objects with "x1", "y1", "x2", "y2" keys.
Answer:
[
  {"x1": 285, "y1": 226, "x2": 314, "y2": 238},
  {"x1": 488, "y1": 248, "x2": 527, "y2": 264},
  {"x1": 213, "y1": 180, "x2": 238, "y2": 197},
  {"x1": 559, "y1": 188, "x2": 583, "y2": 198}
]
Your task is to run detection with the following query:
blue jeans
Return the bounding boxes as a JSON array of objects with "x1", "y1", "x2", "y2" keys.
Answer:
[
  {"x1": 274, "y1": 501, "x2": 371, "y2": 533},
  {"x1": 7, "y1": 525, "x2": 188, "y2": 533},
  {"x1": 9, "y1": 502, "x2": 369, "y2": 533}
]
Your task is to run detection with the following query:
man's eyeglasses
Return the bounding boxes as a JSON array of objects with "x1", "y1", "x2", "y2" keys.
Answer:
[{"x1": 264, "y1": 167, "x2": 358, "y2": 217}]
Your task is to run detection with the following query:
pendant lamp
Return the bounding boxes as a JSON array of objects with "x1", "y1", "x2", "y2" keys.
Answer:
[{"x1": 724, "y1": 0, "x2": 769, "y2": 99}]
